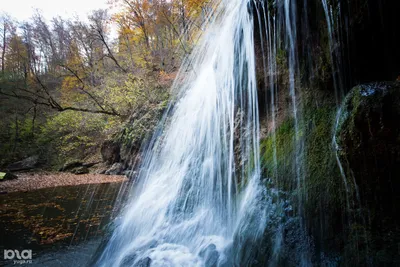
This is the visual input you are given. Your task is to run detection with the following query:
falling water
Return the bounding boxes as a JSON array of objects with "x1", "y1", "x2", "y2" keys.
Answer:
[
  {"x1": 95, "y1": 1, "x2": 274, "y2": 266},
  {"x1": 255, "y1": 0, "x2": 279, "y2": 182},
  {"x1": 282, "y1": 0, "x2": 305, "y2": 220},
  {"x1": 333, "y1": 107, "x2": 350, "y2": 208},
  {"x1": 322, "y1": 0, "x2": 340, "y2": 103},
  {"x1": 333, "y1": 96, "x2": 370, "y2": 264},
  {"x1": 327, "y1": 0, "x2": 364, "y2": 240}
]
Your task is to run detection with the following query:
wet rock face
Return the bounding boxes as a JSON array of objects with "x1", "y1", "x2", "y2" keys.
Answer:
[
  {"x1": 337, "y1": 82, "x2": 400, "y2": 223},
  {"x1": 101, "y1": 140, "x2": 121, "y2": 165},
  {"x1": 104, "y1": 163, "x2": 124, "y2": 175}
]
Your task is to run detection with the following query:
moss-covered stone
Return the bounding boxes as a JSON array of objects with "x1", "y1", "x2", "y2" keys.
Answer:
[
  {"x1": 259, "y1": 82, "x2": 371, "y2": 262},
  {"x1": 260, "y1": 82, "x2": 400, "y2": 265},
  {"x1": 100, "y1": 141, "x2": 121, "y2": 165},
  {"x1": 336, "y1": 82, "x2": 400, "y2": 265},
  {"x1": 70, "y1": 166, "x2": 90, "y2": 175},
  {"x1": 261, "y1": 119, "x2": 296, "y2": 191},
  {"x1": 0, "y1": 172, "x2": 17, "y2": 181}
]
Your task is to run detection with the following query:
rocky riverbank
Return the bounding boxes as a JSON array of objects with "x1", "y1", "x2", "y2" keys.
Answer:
[{"x1": 0, "y1": 172, "x2": 128, "y2": 193}]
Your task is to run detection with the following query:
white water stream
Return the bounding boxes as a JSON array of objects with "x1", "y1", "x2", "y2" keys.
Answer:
[{"x1": 96, "y1": 1, "x2": 273, "y2": 266}]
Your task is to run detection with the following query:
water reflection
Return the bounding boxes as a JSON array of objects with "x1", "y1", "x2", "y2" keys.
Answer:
[{"x1": 0, "y1": 181, "x2": 128, "y2": 266}]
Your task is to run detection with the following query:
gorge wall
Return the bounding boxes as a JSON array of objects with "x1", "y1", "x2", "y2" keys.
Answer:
[{"x1": 253, "y1": 0, "x2": 400, "y2": 265}]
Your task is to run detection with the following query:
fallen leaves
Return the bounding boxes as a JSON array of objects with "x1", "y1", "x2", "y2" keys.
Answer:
[
  {"x1": 0, "y1": 181, "x2": 127, "y2": 247},
  {"x1": 0, "y1": 172, "x2": 128, "y2": 193}
]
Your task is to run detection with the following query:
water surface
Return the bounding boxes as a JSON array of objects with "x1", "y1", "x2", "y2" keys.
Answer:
[{"x1": 0, "y1": 181, "x2": 128, "y2": 266}]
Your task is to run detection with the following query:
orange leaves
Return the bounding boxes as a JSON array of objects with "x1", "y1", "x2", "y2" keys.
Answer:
[
  {"x1": 0, "y1": 172, "x2": 127, "y2": 193},
  {"x1": 159, "y1": 70, "x2": 178, "y2": 87},
  {"x1": 110, "y1": 0, "x2": 210, "y2": 71}
]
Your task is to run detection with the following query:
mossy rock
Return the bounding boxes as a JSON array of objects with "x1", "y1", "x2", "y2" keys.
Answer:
[
  {"x1": 260, "y1": 119, "x2": 296, "y2": 191},
  {"x1": 260, "y1": 94, "x2": 348, "y2": 263},
  {"x1": 100, "y1": 141, "x2": 121, "y2": 165},
  {"x1": 0, "y1": 172, "x2": 17, "y2": 181},
  {"x1": 70, "y1": 166, "x2": 90, "y2": 175},
  {"x1": 59, "y1": 160, "x2": 83, "y2": 172},
  {"x1": 7, "y1": 156, "x2": 39, "y2": 171},
  {"x1": 336, "y1": 82, "x2": 400, "y2": 265},
  {"x1": 336, "y1": 82, "x2": 400, "y2": 215}
]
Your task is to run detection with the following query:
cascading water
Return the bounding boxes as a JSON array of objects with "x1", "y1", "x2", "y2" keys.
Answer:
[
  {"x1": 321, "y1": 0, "x2": 345, "y2": 104},
  {"x1": 95, "y1": 1, "x2": 277, "y2": 266},
  {"x1": 0, "y1": 0, "x2": 396, "y2": 266}
]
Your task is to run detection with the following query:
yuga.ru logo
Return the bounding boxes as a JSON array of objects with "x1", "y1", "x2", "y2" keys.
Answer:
[{"x1": 3, "y1": 250, "x2": 33, "y2": 265}]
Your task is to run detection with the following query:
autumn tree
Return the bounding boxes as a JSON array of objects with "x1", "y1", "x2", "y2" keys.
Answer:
[{"x1": 0, "y1": 0, "x2": 210, "y2": 167}]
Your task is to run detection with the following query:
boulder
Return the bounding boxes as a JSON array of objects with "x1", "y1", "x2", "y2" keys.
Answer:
[
  {"x1": 60, "y1": 160, "x2": 84, "y2": 172},
  {"x1": 120, "y1": 256, "x2": 151, "y2": 267},
  {"x1": 105, "y1": 163, "x2": 124, "y2": 175},
  {"x1": 101, "y1": 141, "x2": 121, "y2": 165},
  {"x1": 0, "y1": 172, "x2": 17, "y2": 181},
  {"x1": 136, "y1": 257, "x2": 151, "y2": 267},
  {"x1": 7, "y1": 156, "x2": 39, "y2": 171},
  {"x1": 336, "y1": 82, "x2": 400, "y2": 255},
  {"x1": 70, "y1": 166, "x2": 89, "y2": 175}
]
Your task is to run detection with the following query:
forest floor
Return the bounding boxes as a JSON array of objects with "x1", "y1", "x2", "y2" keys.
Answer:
[{"x1": 0, "y1": 172, "x2": 128, "y2": 193}]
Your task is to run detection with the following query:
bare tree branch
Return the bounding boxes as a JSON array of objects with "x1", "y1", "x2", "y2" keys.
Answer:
[
  {"x1": 59, "y1": 64, "x2": 108, "y2": 111},
  {"x1": 0, "y1": 87, "x2": 121, "y2": 116}
]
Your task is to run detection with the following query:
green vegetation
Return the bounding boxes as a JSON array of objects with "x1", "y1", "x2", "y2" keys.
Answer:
[
  {"x1": 259, "y1": 82, "x2": 400, "y2": 265},
  {"x1": 336, "y1": 82, "x2": 400, "y2": 265},
  {"x1": 259, "y1": 90, "x2": 348, "y2": 261},
  {"x1": 260, "y1": 93, "x2": 344, "y2": 207},
  {"x1": 260, "y1": 118, "x2": 295, "y2": 191},
  {"x1": 0, "y1": 1, "x2": 210, "y2": 169}
]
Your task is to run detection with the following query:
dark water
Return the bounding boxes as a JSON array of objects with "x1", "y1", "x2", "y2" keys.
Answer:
[{"x1": 0, "y1": 182, "x2": 128, "y2": 266}]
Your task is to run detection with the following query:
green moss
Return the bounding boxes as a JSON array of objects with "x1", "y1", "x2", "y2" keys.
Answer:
[
  {"x1": 261, "y1": 83, "x2": 400, "y2": 264},
  {"x1": 260, "y1": 118, "x2": 296, "y2": 191},
  {"x1": 334, "y1": 83, "x2": 400, "y2": 265},
  {"x1": 260, "y1": 92, "x2": 348, "y2": 257},
  {"x1": 260, "y1": 105, "x2": 343, "y2": 203},
  {"x1": 303, "y1": 106, "x2": 344, "y2": 217}
]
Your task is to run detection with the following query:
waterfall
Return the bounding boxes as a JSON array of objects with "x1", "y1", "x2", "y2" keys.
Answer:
[{"x1": 95, "y1": 1, "x2": 275, "y2": 266}]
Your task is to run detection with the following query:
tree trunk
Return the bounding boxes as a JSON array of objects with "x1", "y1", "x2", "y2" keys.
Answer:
[
  {"x1": 32, "y1": 104, "x2": 36, "y2": 137},
  {"x1": 1, "y1": 22, "x2": 6, "y2": 73},
  {"x1": 13, "y1": 114, "x2": 19, "y2": 153}
]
